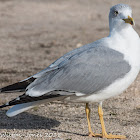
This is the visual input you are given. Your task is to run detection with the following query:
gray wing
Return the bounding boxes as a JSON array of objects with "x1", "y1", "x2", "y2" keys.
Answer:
[
  {"x1": 32, "y1": 42, "x2": 93, "y2": 78},
  {"x1": 0, "y1": 41, "x2": 92, "y2": 93},
  {"x1": 26, "y1": 44, "x2": 131, "y2": 97}
]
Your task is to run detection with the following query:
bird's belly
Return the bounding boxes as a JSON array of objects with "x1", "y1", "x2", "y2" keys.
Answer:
[{"x1": 64, "y1": 66, "x2": 140, "y2": 103}]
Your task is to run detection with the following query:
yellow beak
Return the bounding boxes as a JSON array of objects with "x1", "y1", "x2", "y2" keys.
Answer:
[{"x1": 123, "y1": 16, "x2": 134, "y2": 25}]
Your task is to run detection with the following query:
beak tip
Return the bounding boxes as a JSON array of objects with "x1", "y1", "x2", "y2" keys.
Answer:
[
  {"x1": 131, "y1": 21, "x2": 134, "y2": 25},
  {"x1": 123, "y1": 16, "x2": 134, "y2": 26}
]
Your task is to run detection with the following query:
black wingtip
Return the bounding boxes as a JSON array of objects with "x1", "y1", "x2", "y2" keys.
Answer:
[
  {"x1": 0, "y1": 77, "x2": 35, "y2": 93},
  {"x1": 0, "y1": 93, "x2": 62, "y2": 108},
  {"x1": 0, "y1": 104, "x2": 8, "y2": 108}
]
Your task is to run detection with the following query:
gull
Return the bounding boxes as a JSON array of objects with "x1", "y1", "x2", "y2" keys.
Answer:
[{"x1": 0, "y1": 4, "x2": 140, "y2": 139}]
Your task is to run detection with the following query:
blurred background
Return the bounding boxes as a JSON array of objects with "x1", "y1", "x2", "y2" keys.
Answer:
[{"x1": 0, "y1": 0, "x2": 139, "y2": 140}]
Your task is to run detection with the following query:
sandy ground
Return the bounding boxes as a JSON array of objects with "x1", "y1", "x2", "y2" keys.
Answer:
[{"x1": 0, "y1": 0, "x2": 140, "y2": 140}]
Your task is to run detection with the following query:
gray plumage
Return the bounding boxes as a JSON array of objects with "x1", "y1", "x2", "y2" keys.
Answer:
[
  {"x1": 110, "y1": 3, "x2": 131, "y2": 13},
  {"x1": 26, "y1": 38, "x2": 131, "y2": 96}
]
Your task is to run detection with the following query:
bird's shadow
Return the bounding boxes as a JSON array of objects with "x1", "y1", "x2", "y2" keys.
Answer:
[
  {"x1": 0, "y1": 109, "x2": 86, "y2": 137},
  {"x1": 0, "y1": 110, "x2": 60, "y2": 130}
]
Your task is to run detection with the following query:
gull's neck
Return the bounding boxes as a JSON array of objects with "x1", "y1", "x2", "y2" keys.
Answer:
[
  {"x1": 107, "y1": 24, "x2": 140, "y2": 68},
  {"x1": 109, "y1": 25, "x2": 139, "y2": 40}
]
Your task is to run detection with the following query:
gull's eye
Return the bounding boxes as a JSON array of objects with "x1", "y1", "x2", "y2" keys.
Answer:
[{"x1": 114, "y1": 11, "x2": 119, "y2": 16}]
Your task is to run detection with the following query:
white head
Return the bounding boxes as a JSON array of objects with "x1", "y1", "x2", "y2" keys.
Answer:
[{"x1": 109, "y1": 4, "x2": 134, "y2": 32}]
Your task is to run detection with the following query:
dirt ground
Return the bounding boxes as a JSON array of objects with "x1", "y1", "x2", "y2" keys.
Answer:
[{"x1": 0, "y1": 0, "x2": 140, "y2": 140}]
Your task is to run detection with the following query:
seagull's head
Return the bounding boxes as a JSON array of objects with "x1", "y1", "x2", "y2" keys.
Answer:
[{"x1": 109, "y1": 4, "x2": 134, "y2": 32}]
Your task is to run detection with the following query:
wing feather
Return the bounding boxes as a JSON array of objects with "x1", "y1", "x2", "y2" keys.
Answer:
[{"x1": 26, "y1": 45, "x2": 131, "y2": 97}]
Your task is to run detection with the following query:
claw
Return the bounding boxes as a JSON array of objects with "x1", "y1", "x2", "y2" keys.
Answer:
[
  {"x1": 88, "y1": 132, "x2": 95, "y2": 137},
  {"x1": 102, "y1": 133, "x2": 126, "y2": 139}
]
